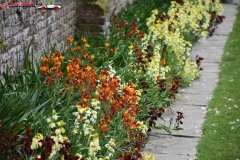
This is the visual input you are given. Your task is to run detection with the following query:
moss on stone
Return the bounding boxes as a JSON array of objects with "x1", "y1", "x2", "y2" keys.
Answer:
[{"x1": 95, "y1": 0, "x2": 109, "y2": 13}]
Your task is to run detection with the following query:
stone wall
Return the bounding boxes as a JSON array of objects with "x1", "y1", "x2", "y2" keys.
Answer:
[
  {"x1": 108, "y1": 0, "x2": 133, "y2": 14},
  {"x1": 0, "y1": 0, "x2": 133, "y2": 75},
  {"x1": 0, "y1": 0, "x2": 76, "y2": 74}
]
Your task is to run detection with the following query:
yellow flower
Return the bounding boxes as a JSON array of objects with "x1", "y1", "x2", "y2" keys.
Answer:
[
  {"x1": 57, "y1": 120, "x2": 66, "y2": 127},
  {"x1": 52, "y1": 110, "x2": 58, "y2": 120},
  {"x1": 137, "y1": 121, "x2": 148, "y2": 134},
  {"x1": 160, "y1": 59, "x2": 166, "y2": 65},
  {"x1": 63, "y1": 136, "x2": 69, "y2": 141},
  {"x1": 104, "y1": 43, "x2": 110, "y2": 48},
  {"x1": 75, "y1": 153, "x2": 83, "y2": 159},
  {"x1": 60, "y1": 127, "x2": 66, "y2": 134},
  {"x1": 89, "y1": 137, "x2": 101, "y2": 156},
  {"x1": 91, "y1": 99, "x2": 100, "y2": 107},
  {"x1": 152, "y1": 9, "x2": 158, "y2": 15},
  {"x1": 143, "y1": 152, "x2": 155, "y2": 160},
  {"x1": 73, "y1": 127, "x2": 78, "y2": 134},
  {"x1": 31, "y1": 133, "x2": 44, "y2": 150}
]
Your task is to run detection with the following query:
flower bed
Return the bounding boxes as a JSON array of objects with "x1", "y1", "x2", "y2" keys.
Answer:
[{"x1": 0, "y1": 0, "x2": 224, "y2": 159}]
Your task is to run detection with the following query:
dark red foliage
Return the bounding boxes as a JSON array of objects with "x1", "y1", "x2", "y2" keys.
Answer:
[
  {"x1": 168, "y1": 77, "x2": 182, "y2": 99},
  {"x1": 196, "y1": 55, "x2": 204, "y2": 67},
  {"x1": 175, "y1": 111, "x2": 184, "y2": 128},
  {"x1": 176, "y1": 0, "x2": 184, "y2": 5},
  {"x1": 39, "y1": 136, "x2": 55, "y2": 159},
  {"x1": 147, "y1": 107, "x2": 165, "y2": 132},
  {"x1": 162, "y1": 44, "x2": 168, "y2": 57},
  {"x1": 59, "y1": 141, "x2": 80, "y2": 160},
  {"x1": 208, "y1": 11, "x2": 225, "y2": 37},
  {"x1": 0, "y1": 125, "x2": 33, "y2": 160},
  {"x1": 160, "y1": 14, "x2": 169, "y2": 21}
]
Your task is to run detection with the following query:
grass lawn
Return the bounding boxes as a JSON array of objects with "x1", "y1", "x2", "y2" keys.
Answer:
[{"x1": 196, "y1": 5, "x2": 240, "y2": 160}]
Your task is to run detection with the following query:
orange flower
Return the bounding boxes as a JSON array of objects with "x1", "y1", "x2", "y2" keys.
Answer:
[
  {"x1": 123, "y1": 109, "x2": 138, "y2": 130},
  {"x1": 99, "y1": 118, "x2": 109, "y2": 134},
  {"x1": 85, "y1": 65, "x2": 93, "y2": 71},
  {"x1": 41, "y1": 57, "x2": 51, "y2": 64},
  {"x1": 97, "y1": 71, "x2": 120, "y2": 103},
  {"x1": 82, "y1": 53, "x2": 90, "y2": 59},
  {"x1": 157, "y1": 76, "x2": 161, "y2": 82},
  {"x1": 160, "y1": 59, "x2": 166, "y2": 65},
  {"x1": 110, "y1": 48, "x2": 116, "y2": 54},
  {"x1": 70, "y1": 48, "x2": 75, "y2": 53},
  {"x1": 75, "y1": 46, "x2": 81, "y2": 51},
  {"x1": 79, "y1": 117, "x2": 83, "y2": 122},
  {"x1": 46, "y1": 75, "x2": 55, "y2": 85},
  {"x1": 101, "y1": 123, "x2": 108, "y2": 132},
  {"x1": 66, "y1": 37, "x2": 74, "y2": 45},
  {"x1": 39, "y1": 51, "x2": 64, "y2": 85},
  {"x1": 40, "y1": 66, "x2": 49, "y2": 76},
  {"x1": 81, "y1": 36, "x2": 87, "y2": 43}
]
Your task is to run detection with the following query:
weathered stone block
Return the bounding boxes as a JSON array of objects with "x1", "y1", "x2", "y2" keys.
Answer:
[
  {"x1": 47, "y1": 16, "x2": 53, "y2": 25},
  {"x1": 67, "y1": 10, "x2": 75, "y2": 20},
  {"x1": 92, "y1": 17, "x2": 105, "y2": 24},
  {"x1": 78, "y1": 4, "x2": 104, "y2": 17},
  {"x1": 2, "y1": 9, "x2": 10, "y2": 20},
  {"x1": 3, "y1": 28, "x2": 11, "y2": 39},
  {"x1": 50, "y1": 30, "x2": 55, "y2": 41},
  {"x1": 0, "y1": 11, "x2": 3, "y2": 22},
  {"x1": 34, "y1": 42, "x2": 41, "y2": 51},
  {"x1": 23, "y1": 28, "x2": 29, "y2": 40},
  {"x1": 29, "y1": 26, "x2": 35, "y2": 35},
  {"x1": 77, "y1": 24, "x2": 103, "y2": 32},
  {"x1": 78, "y1": 17, "x2": 92, "y2": 24},
  {"x1": 69, "y1": 18, "x2": 75, "y2": 27}
]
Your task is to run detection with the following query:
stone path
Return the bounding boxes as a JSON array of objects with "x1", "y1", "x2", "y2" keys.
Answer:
[{"x1": 142, "y1": 3, "x2": 239, "y2": 160}]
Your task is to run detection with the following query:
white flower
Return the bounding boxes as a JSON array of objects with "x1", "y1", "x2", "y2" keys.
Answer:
[
  {"x1": 49, "y1": 122, "x2": 56, "y2": 128},
  {"x1": 46, "y1": 118, "x2": 51, "y2": 123},
  {"x1": 55, "y1": 128, "x2": 61, "y2": 135}
]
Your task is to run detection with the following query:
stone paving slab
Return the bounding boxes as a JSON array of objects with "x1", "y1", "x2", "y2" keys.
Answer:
[
  {"x1": 151, "y1": 154, "x2": 195, "y2": 160},
  {"x1": 214, "y1": 29, "x2": 233, "y2": 35},
  {"x1": 199, "y1": 63, "x2": 220, "y2": 73},
  {"x1": 143, "y1": 134, "x2": 198, "y2": 155},
  {"x1": 198, "y1": 72, "x2": 219, "y2": 82},
  {"x1": 193, "y1": 39, "x2": 227, "y2": 45},
  {"x1": 180, "y1": 81, "x2": 216, "y2": 95},
  {"x1": 175, "y1": 93, "x2": 209, "y2": 106},
  {"x1": 151, "y1": 104, "x2": 205, "y2": 137},
  {"x1": 191, "y1": 53, "x2": 222, "y2": 63},
  {"x1": 191, "y1": 47, "x2": 224, "y2": 52}
]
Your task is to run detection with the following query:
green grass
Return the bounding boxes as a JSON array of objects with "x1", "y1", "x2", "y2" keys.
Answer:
[{"x1": 196, "y1": 6, "x2": 240, "y2": 160}]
